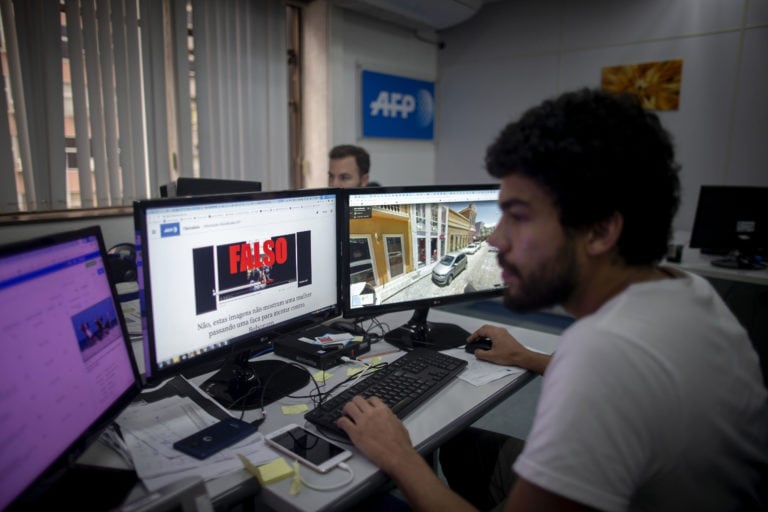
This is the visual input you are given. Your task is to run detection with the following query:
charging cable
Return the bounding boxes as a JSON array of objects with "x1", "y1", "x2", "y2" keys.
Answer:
[
  {"x1": 340, "y1": 355, "x2": 370, "y2": 367},
  {"x1": 339, "y1": 356, "x2": 374, "y2": 385},
  {"x1": 298, "y1": 462, "x2": 355, "y2": 492}
]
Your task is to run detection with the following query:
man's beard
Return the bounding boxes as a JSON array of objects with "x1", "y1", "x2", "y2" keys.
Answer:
[{"x1": 500, "y1": 240, "x2": 579, "y2": 313}]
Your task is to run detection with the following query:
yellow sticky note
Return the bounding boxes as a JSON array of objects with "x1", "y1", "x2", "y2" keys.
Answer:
[
  {"x1": 239, "y1": 455, "x2": 294, "y2": 485},
  {"x1": 313, "y1": 370, "x2": 332, "y2": 383},
  {"x1": 290, "y1": 460, "x2": 302, "y2": 495},
  {"x1": 281, "y1": 403, "x2": 309, "y2": 415},
  {"x1": 347, "y1": 367, "x2": 364, "y2": 377}
]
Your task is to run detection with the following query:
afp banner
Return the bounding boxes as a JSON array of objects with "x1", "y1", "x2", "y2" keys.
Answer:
[{"x1": 362, "y1": 70, "x2": 435, "y2": 140}]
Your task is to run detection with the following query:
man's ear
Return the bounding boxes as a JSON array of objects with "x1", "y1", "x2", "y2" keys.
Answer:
[
  {"x1": 586, "y1": 212, "x2": 623, "y2": 256},
  {"x1": 359, "y1": 174, "x2": 370, "y2": 187}
]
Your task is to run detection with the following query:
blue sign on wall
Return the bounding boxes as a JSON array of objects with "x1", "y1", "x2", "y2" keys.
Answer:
[{"x1": 361, "y1": 70, "x2": 435, "y2": 140}]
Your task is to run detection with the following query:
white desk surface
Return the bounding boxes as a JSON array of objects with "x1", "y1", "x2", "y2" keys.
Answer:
[{"x1": 86, "y1": 307, "x2": 560, "y2": 511}]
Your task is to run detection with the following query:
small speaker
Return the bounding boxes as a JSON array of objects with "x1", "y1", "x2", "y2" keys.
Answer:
[{"x1": 107, "y1": 243, "x2": 137, "y2": 283}]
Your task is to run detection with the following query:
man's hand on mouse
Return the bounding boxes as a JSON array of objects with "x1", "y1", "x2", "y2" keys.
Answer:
[{"x1": 468, "y1": 324, "x2": 549, "y2": 373}]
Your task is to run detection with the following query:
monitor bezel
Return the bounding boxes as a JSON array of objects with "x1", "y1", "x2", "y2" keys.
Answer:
[
  {"x1": 339, "y1": 183, "x2": 505, "y2": 320},
  {"x1": 0, "y1": 226, "x2": 143, "y2": 509},
  {"x1": 134, "y1": 188, "x2": 343, "y2": 384},
  {"x1": 689, "y1": 185, "x2": 768, "y2": 253}
]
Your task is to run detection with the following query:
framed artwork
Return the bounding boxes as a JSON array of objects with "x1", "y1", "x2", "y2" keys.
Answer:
[{"x1": 601, "y1": 59, "x2": 683, "y2": 111}]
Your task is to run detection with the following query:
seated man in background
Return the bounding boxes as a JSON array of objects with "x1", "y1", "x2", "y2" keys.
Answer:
[
  {"x1": 328, "y1": 144, "x2": 372, "y2": 188},
  {"x1": 337, "y1": 88, "x2": 768, "y2": 511}
]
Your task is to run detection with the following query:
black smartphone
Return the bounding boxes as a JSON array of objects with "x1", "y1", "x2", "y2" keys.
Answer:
[{"x1": 173, "y1": 418, "x2": 259, "y2": 460}]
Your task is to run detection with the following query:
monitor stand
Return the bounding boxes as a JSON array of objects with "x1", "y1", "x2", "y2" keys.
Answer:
[
  {"x1": 199, "y1": 354, "x2": 309, "y2": 411},
  {"x1": 383, "y1": 307, "x2": 470, "y2": 351}
]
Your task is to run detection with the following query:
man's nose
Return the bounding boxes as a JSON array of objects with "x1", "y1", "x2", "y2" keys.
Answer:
[{"x1": 488, "y1": 227, "x2": 503, "y2": 251}]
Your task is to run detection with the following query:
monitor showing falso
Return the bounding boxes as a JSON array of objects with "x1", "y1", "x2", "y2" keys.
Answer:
[{"x1": 134, "y1": 189, "x2": 341, "y2": 409}]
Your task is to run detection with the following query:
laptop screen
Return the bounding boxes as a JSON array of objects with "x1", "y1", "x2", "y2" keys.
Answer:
[{"x1": 0, "y1": 227, "x2": 141, "y2": 509}]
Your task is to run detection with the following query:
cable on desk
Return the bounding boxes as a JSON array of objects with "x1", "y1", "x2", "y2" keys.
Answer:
[
  {"x1": 297, "y1": 462, "x2": 355, "y2": 492},
  {"x1": 340, "y1": 355, "x2": 370, "y2": 367},
  {"x1": 313, "y1": 362, "x2": 387, "y2": 409},
  {"x1": 229, "y1": 361, "x2": 318, "y2": 426},
  {"x1": 362, "y1": 316, "x2": 390, "y2": 342},
  {"x1": 286, "y1": 360, "x2": 388, "y2": 410}
]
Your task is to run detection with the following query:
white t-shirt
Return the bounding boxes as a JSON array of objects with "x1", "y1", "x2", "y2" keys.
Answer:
[{"x1": 514, "y1": 271, "x2": 768, "y2": 511}]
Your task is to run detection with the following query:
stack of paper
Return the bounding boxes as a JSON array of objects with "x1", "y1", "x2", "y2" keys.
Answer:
[{"x1": 115, "y1": 378, "x2": 277, "y2": 491}]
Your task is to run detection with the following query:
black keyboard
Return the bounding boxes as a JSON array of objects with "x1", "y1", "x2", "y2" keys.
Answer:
[{"x1": 304, "y1": 348, "x2": 467, "y2": 437}]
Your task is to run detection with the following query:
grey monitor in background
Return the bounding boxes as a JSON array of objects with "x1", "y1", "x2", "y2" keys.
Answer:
[{"x1": 160, "y1": 177, "x2": 262, "y2": 197}]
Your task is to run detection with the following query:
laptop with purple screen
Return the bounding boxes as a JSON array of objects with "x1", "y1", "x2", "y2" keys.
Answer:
[{"x1": 0, "y1": 226, "x2": 142, "y2": 510}]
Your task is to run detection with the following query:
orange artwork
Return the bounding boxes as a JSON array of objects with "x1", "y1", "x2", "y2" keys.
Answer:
[{"x1": 601, "y1": 59, "x2": 683, "y2": 111}]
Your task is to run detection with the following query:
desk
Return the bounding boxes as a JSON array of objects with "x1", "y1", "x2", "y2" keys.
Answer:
[
  {"x1": 85, "y1": 307, "x2": 560, "y2": 511},
  {"x1": 668, "y1": 248, "x2": 768, "y2": 286},
  {"x1": 667, "y1": 230, "x2": 768, "y2": 286}
]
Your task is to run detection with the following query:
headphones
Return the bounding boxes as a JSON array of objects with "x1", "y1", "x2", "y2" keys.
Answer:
[{"x1": 107, "y1": 243, "x2": 137, "y2": 283}]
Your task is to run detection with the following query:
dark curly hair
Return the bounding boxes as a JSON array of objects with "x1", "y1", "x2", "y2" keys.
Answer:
[
  {"x1": 329, "y1": 144, "x2": 371, "y2": 176},
  {"x1": 485, "y1": 88, "x2": 680, "y2": 265}
]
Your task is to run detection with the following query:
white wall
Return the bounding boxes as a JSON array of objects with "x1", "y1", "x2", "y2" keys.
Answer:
[
  {"x1": 435, "y1": 0, "x2": 768, "y2": 233},
  {"x1": 329, "y1": 7, "x2": 439, "y2": 186}
]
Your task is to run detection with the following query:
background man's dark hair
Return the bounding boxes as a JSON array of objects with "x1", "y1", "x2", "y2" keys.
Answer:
[
  {"x1": 485, "y1": 88, "x2": 681, "y2": 265},
  {"x1": 329, "y1": 144, "x2": 371, "y2": 177}
]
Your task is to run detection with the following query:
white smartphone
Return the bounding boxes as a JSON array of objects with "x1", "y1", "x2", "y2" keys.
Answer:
[{"x1": 265, "y1": 424, "x2": 352, "y2": 473}]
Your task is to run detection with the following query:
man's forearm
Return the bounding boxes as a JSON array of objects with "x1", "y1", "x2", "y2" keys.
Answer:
[
  {"x1": 385, "y1": 448, "x2": 477, "y2": 512},
  {"x1": 522, "y1": 351, "x2": 551, "y2": 375}
]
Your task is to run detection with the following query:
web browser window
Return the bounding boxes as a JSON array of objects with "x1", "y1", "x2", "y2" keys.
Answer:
[{"x1": 140, "y1": 194, "x2": 338, "y2": 369}]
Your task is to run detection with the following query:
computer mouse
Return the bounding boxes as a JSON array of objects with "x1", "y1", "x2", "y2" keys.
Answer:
[{"x1": 465, "y1": 337, "x2": 493, "y2": 354}]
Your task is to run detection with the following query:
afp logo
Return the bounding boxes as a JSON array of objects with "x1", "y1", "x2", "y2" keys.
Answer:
[{"x1": 362, "y1": 70, "x2": 434, "y2": 140}]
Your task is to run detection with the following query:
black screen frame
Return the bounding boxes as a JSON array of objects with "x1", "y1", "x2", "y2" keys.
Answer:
[
  {"x1": 689, "y1": 185, "x2": 767, "y2": 269},
  {"x1": 171, "y1": 177, "x2": 262, "y2": 197},
  {"x1": 133, "y1": 189, "x2": 343, "y2": 385},
  {"x1": 1, "y1": 226, "x2": 143, "y2": 510},
  {"x1": 339, "y1": 184, "x2": 505, "y2": 349}
]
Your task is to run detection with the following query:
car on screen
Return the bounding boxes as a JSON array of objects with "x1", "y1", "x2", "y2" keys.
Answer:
[
  {"x1": 464, "y1": 242, "x2": 480, "y2": 254},
  {"x1": 432, "y1": 251, "x2": 468, "y2": 285}
]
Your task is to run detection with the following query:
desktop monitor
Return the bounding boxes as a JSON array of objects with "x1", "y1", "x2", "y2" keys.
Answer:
[
  {"x1": 0, "y1": 227, "x2": 142, "y2": 510},
  {"x1": 340, "y1": 184, "x2": 506, "y2": 350},
  {"x1": 689, "y1": 185, "x2": 767, "y2": 270},
  {"x1": 134, "y1": 189, "x2": 341, "y2": 409}
]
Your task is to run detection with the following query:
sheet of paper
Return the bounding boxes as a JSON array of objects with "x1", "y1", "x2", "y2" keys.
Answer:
[
  {"x1": 119, "y1": 298, "x2": 142, "y2": 335},
  {"x1": 115, "y1": 379, "x2": 278, "y2": 491},
  {"x1": 442, "y1": 348, "x2": 527, "y2": 385}
]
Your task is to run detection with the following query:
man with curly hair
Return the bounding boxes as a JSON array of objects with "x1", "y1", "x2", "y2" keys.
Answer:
[{"x1": 337, "y1": 89, "x2": 768, "y2": 511}]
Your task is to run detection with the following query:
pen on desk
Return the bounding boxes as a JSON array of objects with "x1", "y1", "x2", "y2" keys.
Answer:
[{"x1": 358, "y1": 348, "x2": 400, "y2": 360}]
